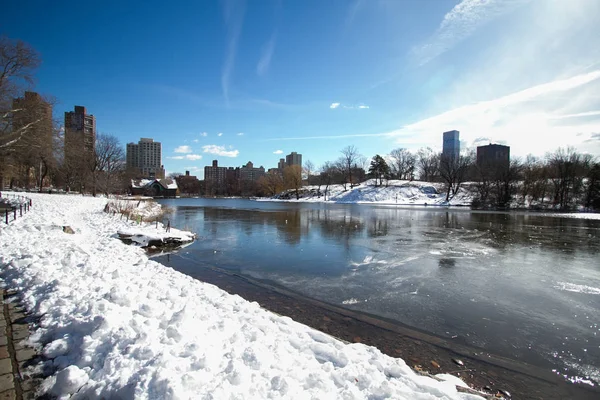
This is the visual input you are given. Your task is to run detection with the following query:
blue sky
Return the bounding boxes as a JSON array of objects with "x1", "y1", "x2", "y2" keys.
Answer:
[{"x1": 3, "y1": 0, "x2": 600, "y2": 178}]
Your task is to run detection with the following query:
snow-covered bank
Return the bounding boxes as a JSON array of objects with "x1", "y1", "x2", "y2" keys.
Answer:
[
  {"x1": 0, "y1": 194, "x2": 482, "y2": 399},
  {"x1": 265, "y1": 180, "x2": 474, "y2": 206}
]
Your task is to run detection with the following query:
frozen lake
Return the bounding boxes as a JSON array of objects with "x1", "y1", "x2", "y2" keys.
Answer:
[{"x1": 157, "y1": 198, "x2": 600, "y2": 386}]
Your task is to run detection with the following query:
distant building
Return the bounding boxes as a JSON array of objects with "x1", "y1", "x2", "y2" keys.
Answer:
[
  {"x1": 239, "y1": 161, "x2": 265, "y2": 182},
  {"x1": 286, "y1": 152, "x2": 302, "y2": 167},
  {"x1": 126, "y1": 138, "x2": 165, "y2": 179},
  {"x1": 476, "y1": 144, "x2": 510, "y2": 168},
  {"x1": 277, "y1": 158, "x2": 286, "y2": 171},
  {"x1": 204, "y1": 160, "x2": 227, "y2": 195},
  {"x1": 65, "y1": 105, "x2": 96, "y2": 158},
  {"x1": 175, "y1": 171, "x2": 201, "y2": 195},
  {"x1": 442, "y1": 130, "x2": 460, "y2": 160}
]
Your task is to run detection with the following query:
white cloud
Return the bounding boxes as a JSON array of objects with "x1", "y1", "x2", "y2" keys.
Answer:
[
  {"x1": 201, "y1": 132, "x2": 208, "y2": 137},
  {"x1": 386, "y1": 69, "x2": 600, "y2": 157},
  {"x1": 168, "y1": 156, "x2": 185, "y2": 160},
  {"x1": 273, "y1": 150, "x2": 283, "y2": 154},
  {"x1": 174, "y1": 145, "x2": 192, "y2": 154},
  {"x1": 202, "y1": 145, "x2": 239, "y2": 157},
  {"x1": 329, "y1": 102, "x2": 340, "y2": 109},
  {"x1": 221, "y1": 0, "x2": 246, "y2": 103},
  {"x1": 358, "y1": 104, "x2": 370, "y2": 109},
  {"x1": 218, "y1": 132, "x2": 223, "y2": 137},
  {"x1": 237, "y1": 132, "x2": 244, "y2": 136},
  {"x1": 185, "y1": 154, "x2": 203, "y2": 161},
  {"x1": 413, "y1": 0, "x2": 530, "y2": 65},
  {"x1": 193, "y1": 139, "x2": 200, "y2": 143},
  {"x1": 330, "y1": 102, "x2": 369, "y2": 109}
]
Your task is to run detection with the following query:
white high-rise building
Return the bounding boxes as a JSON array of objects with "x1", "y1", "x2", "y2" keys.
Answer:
[{"x1": 126, "y1": 138, "x2": 165, "y2": 179}]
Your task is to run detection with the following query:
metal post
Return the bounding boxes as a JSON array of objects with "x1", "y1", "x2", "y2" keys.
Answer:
[
  {"x1": 20, "y1": 204, "x2": 22, "y2": 217},
  {"x1": 5, "y1": 210, "x2": 8, "y2": 224},
  {"x1": 13, "y1": 208, "x2": 17, "y2": 220}
]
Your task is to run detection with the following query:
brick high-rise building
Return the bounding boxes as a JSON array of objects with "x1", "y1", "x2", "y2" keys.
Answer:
[
  {"x1": 65, "y1": 105, "x2": 96, "y2": 159},
  {"x1": 204, "y1": 160, "x2": 227, "y2": 195},
  {"x1": 126, "y1": 138, "x2": 165, "y2": 179},
  {"x1": 240, "y1": 161, "x2": 265, "y2": 182},
  {"x1": 285, "y1": 152, "x2": 302, "y2": 167},
  {"x1": 7, "y1": 92, "x2": 53, "y2": 187}
]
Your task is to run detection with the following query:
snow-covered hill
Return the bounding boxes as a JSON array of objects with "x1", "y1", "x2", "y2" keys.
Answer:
[{"x1": 268, "y1": 180, "x2": 475, "y2": 206}]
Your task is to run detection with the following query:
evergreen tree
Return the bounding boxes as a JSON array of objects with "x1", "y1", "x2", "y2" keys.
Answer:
[{"x1": 368, "y1": 154, "x2": 390, "y2": 186}]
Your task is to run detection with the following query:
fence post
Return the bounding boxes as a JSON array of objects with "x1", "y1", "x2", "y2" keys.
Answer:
[
  {"x1": 29, "y1": 199, "x2": 32, "y2": 206},
  {"x1": 20, "y1": 204, "x2": 22, "y2": 217},
  {"x1": 13, "y1": 208, "x2": 16, "y2": 221},
  {"x1": 5, "y1": 210, "x2": 7, "y2": 224}
]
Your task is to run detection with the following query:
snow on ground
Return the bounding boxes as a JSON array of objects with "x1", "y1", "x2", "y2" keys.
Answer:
[
  {"x1": 265, "y1": 180, "x2": 474, "y2": 206},
  {"x1": 0, "y1": 193, "x2": 483, "y2": 399},
  {"x1": 118, "y1": 226, "x2": 196, "y2": 247}
]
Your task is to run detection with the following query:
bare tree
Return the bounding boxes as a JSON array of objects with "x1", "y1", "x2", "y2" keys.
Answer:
[
  {"x1": 303, "y1": 159, "x2": 314, "y2": 183},
  {"x1": 168, "y1": 172, "x2": 184, "y2": 179},
  {"x1": 389, "y1": 148, "x2": 416, "y2": 180},
  {"x1": 258, "y1": 170, "x2": 284, "y2": 196},
  {"x1": 340, "y1": 145, "x2": 362, "y2": 188},
  {"x1": 417, "y1": 147, "x2": 440, "y2": 182},
  {"x1": 439, "y1": 153, "x2": 473, "y2": 201},
  {"x1": 0, "y1": 36, "x2": 42, "y2": 150},
  {"x1": 95, "y1": 133, "x2": 126, "y2": 196},
  {"x1": 283, "y1": 165, "x2": 302, "y2": 200},
  {"x1": 547, "y1": 147, "x2": 592, "y2": 210}
]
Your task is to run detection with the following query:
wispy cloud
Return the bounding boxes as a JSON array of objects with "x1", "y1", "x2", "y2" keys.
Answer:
[
  {"x1": 221, "y1": 0, "x2": 247, "y2": 103},
  {"x1": 193, "y1": 139, "x2": 200, "y2": 143},
  {"x1": 237, "y1": 132, "x2": 244, "y2": 136},
  {"x1": 257, "y1": 32, "x2": 277, "y2": 76},
  {"x1": 201, "y1": 132, "x2": 208, "y2": 137},
  {"x1": 169, "y1": 156, "x2": 185, "y2": 160},
  {"x1": 264, "y1": 132, "x2": 396, "y2": 141},
  {"x1": 329, "y1": 102, "x2": 369, "y2": 109},
  {"x1": 174, "y1": 145, "x2": 192, "y2": 153},
  {"x1": 273, "y1": 149, "x2": 283, "y2": 154},
  {"x1": 345, "y1": 0, "x2": 364, "y2": 28},
  {"x1": 218, "y1": 132, "x2": 223, "y2": 137},
  {"x1": 202, "y1": 144, "x2": 239, "y2": 157},
  {"x1": 385, "y1": 69, "x2": 600, "y2": 156},
  {"x1": 413, "y1": 0, "x2": 530, "y2": 65}
]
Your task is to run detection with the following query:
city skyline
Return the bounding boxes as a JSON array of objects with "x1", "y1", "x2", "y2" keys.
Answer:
[{"x1": 3, "y1": 0, "x2": 600, "y2": 178}]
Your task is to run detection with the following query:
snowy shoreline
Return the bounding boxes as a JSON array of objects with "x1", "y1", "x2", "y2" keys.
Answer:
[{"x1": 0, "y1": 193, "x2": 484, "y2": 399}]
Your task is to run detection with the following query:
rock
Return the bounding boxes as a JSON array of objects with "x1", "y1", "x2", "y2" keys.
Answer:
[
  {"x1": 498, "y1": 389, "x2": 511, "y2": 398},
  {"x1": 452, "y1": 358, "x2": 464, "y2": 366},
  {"x1": 62, "y1": 226, "x2": 75, "y2": 234},
  {"x1": 430, "y1": 360, "x2": 440, "y2": 368}
]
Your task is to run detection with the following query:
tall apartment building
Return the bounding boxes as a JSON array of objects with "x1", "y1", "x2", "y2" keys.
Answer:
[
  {"x1": 442, "y1": 130, "x2": 460, "y2": 160},
  {"x1": 204, "y1": 160, "x2": 227, "y2": 194},
  {"x1": 239, "y1": 161, "x2": 265, "y2": 182},
  {"x1": 12, "y1": 92, "x2": 53, "y2": 146},
  {"x1": 285, "y1": 152, "x2": 302, "y2": 167},
  {"x1": 476, "y1": 144, "x2": 510, "y2": 168},
  {"x1": 278, "y1": 158, "x2": 286, "y2": 171},
  {"x1": 65, "y1": 105, "x2": 96, "y2": 157},
  {"x1": 126, "y1": 138, "x2": 165, "y2": 179}
]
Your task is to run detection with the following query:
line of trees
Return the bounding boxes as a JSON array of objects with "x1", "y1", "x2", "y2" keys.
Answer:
[
  {"x1": 301, "y1": 145, "x2": 600, "y2": 211},
  {"x1": 1, "y1": 35, "x2": 129, "y2": 195}
]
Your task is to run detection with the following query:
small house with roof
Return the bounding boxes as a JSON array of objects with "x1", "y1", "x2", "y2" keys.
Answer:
[{"x1": 129, "y1": 178, "x2": 179, "y2": 198}]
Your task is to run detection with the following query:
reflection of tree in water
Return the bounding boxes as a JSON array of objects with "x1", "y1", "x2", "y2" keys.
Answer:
[
  {"x1": 307, "y1": 209, "x2": 364, "y2": 251},
  {"x1": 367, "y1": 216, "x2": 389, "y2": 238},
  {"x1": 438, "y1": 258, "x2": 456, "y2": 268},
  {"x1": 274, "y1": 210, "x2": 303, "y2": 245}
]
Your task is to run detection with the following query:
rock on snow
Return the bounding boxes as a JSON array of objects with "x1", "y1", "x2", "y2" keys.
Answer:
[{"x1": 0, "y1": 193, "x2": 482, "y2": 399}]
